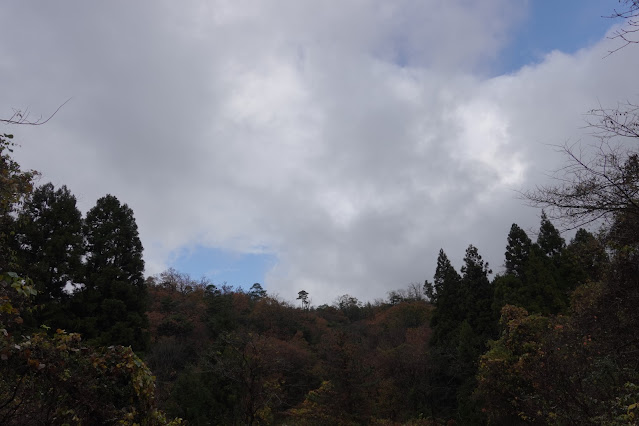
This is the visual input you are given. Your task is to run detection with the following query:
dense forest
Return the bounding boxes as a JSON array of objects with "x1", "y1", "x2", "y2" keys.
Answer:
[{"x1": 3, "y1": 3, "x2": 639, "y2": 425}]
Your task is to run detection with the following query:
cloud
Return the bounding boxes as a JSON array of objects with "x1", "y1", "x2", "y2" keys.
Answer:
[{"x1": 1, "y1": 2, "x2": 637, "y2": 304}]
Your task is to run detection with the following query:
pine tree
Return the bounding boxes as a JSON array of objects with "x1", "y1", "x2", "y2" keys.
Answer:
[
  {"x1": 504, "y1": 223, "x2": 532, "y2": 278},
  {"x1": 75, "y1": 194, "x2": 148, "y2": 351},
  {"x1": 249, "y1": 283, "x2": 267, "y2": 300}
]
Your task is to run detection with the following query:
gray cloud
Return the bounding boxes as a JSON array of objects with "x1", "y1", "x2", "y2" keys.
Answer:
[{"x1": 1, "y1": 2, "x2": 637, "y2": 304}]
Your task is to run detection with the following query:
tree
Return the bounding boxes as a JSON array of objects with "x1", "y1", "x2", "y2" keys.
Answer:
[
  {"x1": 426, "y1": 249, "x2": 463, "y2": 420},
  {"x1": 249, "y1": 283, "x2": 267, "y2": 301},
  {"x1": 428, "y1": 249, "x2": 462, "y2": 347},
  {"x1": 537, "y1": 211, "x2": 565, "y2": 259},
  {"x1": 75, "y1": 194, "x2": 149, "y2": 351},
  {"x1": 13, "y1": 183, "x2": 83, "y2": 328},
  {"x1": 0, "y1": 134, "x2": 38, "y2": 272},
  {"x1": 297, "y1": 290, "x2": 309, "y2": 310},
  {"x1": 525, "y1": 118, "x2": 639, "y2": 231},
  {"x1": 504, "y1": 223, "x2": 532, "y2": 278},
  {"x1": 459, "y1": 245, "x2": 495, "y2": 340},
  {"x1": 335, "y1": 294, "x2": 362, "y2": 322}
]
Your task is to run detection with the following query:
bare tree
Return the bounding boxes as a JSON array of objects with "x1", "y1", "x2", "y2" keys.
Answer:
[{"x1": 524, "y1": 102, "x2": 639, "y2": 230}]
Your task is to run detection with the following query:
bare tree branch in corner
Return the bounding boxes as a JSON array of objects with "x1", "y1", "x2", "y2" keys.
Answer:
[{"x1": 607, "y1": 0, "x2": 639, "y2": 54}]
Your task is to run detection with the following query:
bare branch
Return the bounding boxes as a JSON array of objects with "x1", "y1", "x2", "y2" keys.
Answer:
[
  {"x1": 523, "y1": 100, "x2": 639, "y2": 232},
  {"x1": 1, "y1": 98, "x2": 72, "y2": 126},
  {"x1": 605, "y1": 0, "x2": 639, "y2": 55}
]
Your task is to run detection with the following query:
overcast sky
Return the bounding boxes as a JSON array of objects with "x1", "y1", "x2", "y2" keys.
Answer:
[{"x1": 2, "y1": 1, "x2": 637, "y2": 305}]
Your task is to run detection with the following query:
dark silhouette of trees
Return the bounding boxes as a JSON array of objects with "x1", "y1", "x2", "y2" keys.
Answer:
[{"x1": 74, "y1": 195, "x2": 149, "y2": 351}]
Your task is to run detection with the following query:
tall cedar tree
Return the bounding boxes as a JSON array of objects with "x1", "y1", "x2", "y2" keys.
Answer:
[
  {"x1": 459, "y1": 245, "x2": 495, "y2": 342},
  {"x1": 427, "y1": 249, "x2": 462, "y2": 420},
  {"x1": 428, "y1": 249, "x2": 462, "y2": 345},
  {"x1": 14, "y1": 183, "x2": 83, "y2": 328},
  {"x1": 504, "y1": 223, "x2": 531, "y2": 278},
  {"x1": 75, "y1": 194, "x2": 149, "y2": 351},
  {"x1": 456, "y1": 245, "x2": 496, "y2": 423}
]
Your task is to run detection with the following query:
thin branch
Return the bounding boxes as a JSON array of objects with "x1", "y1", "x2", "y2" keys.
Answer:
[{"x1": 1, "y1": 98, "x2": 72, "y2": 126}]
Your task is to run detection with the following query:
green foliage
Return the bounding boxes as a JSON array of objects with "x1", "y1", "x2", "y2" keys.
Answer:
[
  {"x1": 0, "y1": 135, "x2": 171, "y2": 424},
  {"x1": 1, "y1": 271, "x2": 180, "y2": 425}
]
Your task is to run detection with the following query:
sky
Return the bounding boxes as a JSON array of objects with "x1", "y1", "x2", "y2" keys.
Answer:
[{"x1": 1, "y1": 1, "x2": 637, "y2": 306}]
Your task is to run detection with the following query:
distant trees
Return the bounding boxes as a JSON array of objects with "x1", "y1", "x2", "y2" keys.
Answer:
[{"x1": 297, "y1": 289, "x2": 310, "y2": 310}]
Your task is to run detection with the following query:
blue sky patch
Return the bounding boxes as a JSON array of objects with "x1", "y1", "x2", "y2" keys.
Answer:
[
  {"x1": 496, "y1": 1, "x2": 622, "y2": 74},
  {"x1": 170, "y1": 246, "x2": 278, "y2": 291}
]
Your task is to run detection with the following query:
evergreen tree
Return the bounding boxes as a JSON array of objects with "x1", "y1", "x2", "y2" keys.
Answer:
[
  {"x1": 561, "y1": 228, "x2": 608, "y2": 285},
  {"x1": 537, "y1": 211, "x2": 565, "y2": 259},
  {"x1": 426, "y1": 249, "x2": 463, "y2": 420},
  {"x1": 429, "y1": 249, "x2": 462, "y2": 345},
  {"x1": 495, "y1": 216, "x2": 571, "y2": 316},
  {"x1": 504, "y1": 223, "x2": 532, "y2": 278},
  {"x1": 455, "y1": 245, "x2": 495, "y2": 423},
  {"x1": 15, "y1": 184, "x2": 83, "y2": 299},
  {"x1": 459, "y1": 244, "x2": 495, "y2": 341},
  {"x1": 249, "y1": 283, "x2": 267, "y2": 300},
  {"x1": 14, "y1": 183, "x2": 83, "y2": 328},
  {"x1": 75, "y1": 194, "x2": 148, "y2": 351}
]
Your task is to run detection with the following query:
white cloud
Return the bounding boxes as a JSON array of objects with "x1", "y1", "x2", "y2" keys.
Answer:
[{"x1": 1, "y1": 2, "x2": 637, "y2": 304}]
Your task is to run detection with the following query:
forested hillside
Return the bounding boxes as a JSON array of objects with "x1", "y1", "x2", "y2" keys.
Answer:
[{"x1": 3, "y1": 121, "x2": 639, "y2": 424}]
